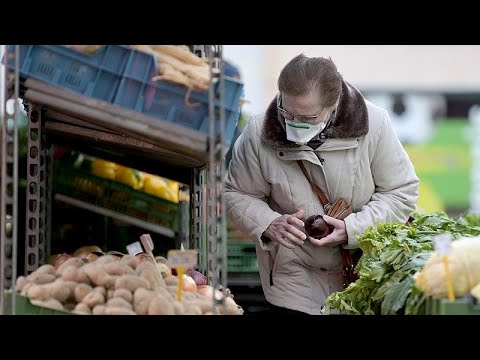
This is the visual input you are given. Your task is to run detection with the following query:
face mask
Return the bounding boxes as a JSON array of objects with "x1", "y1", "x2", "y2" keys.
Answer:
[{"x1": 285, "y1": 119, "x2": 326, "y2": 145}]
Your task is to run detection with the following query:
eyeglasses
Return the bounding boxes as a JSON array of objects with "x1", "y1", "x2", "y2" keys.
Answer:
[{"x1": 277, "y1": 105, "x2": 324, "y2": 123}]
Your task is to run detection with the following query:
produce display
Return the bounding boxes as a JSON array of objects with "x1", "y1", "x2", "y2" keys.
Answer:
[
  {"x1": 324, "y1": 212, "x2": 480, "y2": 315},
  {"x1": 16, "y1": 248, "x2": 243, "y2": 315},
  {"x1": 131, "y1": 45, "x2": 210, "y2": 91},
  {"x1": 90, "y1": 157, "x2": 181, "y2": 203},
  {"x1": 62, "y1": 45, "x2": 211, "y2": 92}
]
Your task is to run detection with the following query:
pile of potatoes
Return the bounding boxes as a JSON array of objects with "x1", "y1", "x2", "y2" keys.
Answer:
[{"x1": 15, "y1": 254, "x2": 243, "y2": 315}]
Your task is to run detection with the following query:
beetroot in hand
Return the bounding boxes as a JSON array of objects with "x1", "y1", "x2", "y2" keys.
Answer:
[{"x1": 304, "y1": 215, "x2": 333, "y2": 239}]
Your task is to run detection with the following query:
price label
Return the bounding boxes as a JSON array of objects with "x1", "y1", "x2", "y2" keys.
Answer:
[
  {"x1": 167, "y1": 249, "x2": 198, "y2": 269},
  {"x1": 126, "y1": 241, "x2": 143, "y2": 255}
]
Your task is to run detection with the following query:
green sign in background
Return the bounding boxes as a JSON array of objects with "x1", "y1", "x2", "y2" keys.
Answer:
[{"x1": 404, "y1": 119, "x2": 471, "y2": 212}]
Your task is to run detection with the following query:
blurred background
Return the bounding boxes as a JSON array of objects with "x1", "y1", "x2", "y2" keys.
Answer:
[{"x1": 224, "y1": 45, "x2": 480, "y2": 217}]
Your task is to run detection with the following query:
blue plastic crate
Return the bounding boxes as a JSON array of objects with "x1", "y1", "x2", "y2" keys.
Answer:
[
  {"x1": 114, "y1": 59, "x2": 244, "y2": 145},
  {"x1": 3, "y1": 45, "x2": 151, "y2": 103}
]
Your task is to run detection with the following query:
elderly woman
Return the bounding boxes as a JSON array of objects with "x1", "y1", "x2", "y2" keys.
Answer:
[{"x1": 225, "y1": 54, "x2": 419, "y2": 314}]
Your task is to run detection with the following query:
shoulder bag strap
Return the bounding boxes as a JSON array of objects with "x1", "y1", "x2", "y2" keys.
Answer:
[{"x1": 296, "y1": 160, "x2": 331, "y2": 211}]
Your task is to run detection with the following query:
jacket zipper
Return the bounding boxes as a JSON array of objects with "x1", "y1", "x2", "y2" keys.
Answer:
[{"x1": 313, "y1": 152, "x2": 331, "y2": 199}]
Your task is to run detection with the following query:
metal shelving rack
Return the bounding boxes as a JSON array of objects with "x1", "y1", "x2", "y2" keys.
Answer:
[{"x1": 0, "y1": 44, "x2": 228, "y2": 314}]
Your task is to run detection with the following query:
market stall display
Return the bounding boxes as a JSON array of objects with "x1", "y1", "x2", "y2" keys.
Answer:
[
  {"x1": 1, "y1": 45, "x2": 239, "y2": 314},
  {"x1": 324, "y1": 212, "x2": 480, "y2": 315}
]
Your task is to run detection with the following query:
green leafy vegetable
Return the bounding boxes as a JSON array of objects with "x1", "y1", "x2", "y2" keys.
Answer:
[{"x1": 324, "y1": 212, "x2": 480, "y2": 315}]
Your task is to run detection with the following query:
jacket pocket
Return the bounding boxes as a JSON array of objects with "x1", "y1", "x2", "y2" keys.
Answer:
[{"x1": 268, "y1": 244, "x2": 283, "y2": 286}]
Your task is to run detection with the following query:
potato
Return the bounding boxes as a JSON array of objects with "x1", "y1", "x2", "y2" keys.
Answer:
[
  {"x1": 107, "y1": 289, "x2": 115, "y2": 300},
  {"x1": 49, "y1": 279, "x2": 73, "y2": 303},
  {"x1": 35, "y1": 264, "x2": 56, "y2": 275},
  {"x1": 113, "y1": 288, "x2": 133, "y2": 303},
  {"x1": 120, "y1": 255, "x2": 140, "y2": 269},
  {"x1": 104, "y1": 306, "x2": 137, "y2": 315},
  {"x1": 95, "y1": 255, "x2": 119, "y2": 265},
  {"x1": 135, "y1": 261, "x2": 157, "y2": 276},
  {"x1": 60, "y1": 266, "x2": 78, "y2": 282},
  {"x1": 74, "y1": 302, "x2": 92, "y2": 315},
  {"x1": 155, "y1": 286, "x2": 174, "y2": 301},
  {"x1": 56, "y1": 257, "x2": 85, "y2": 274},
  {"x1": 107, "y1": 297, "x2": 133, "y2": 310},
  {"x1": 224, "y1": 296, "x2": 243, "y2": 315},
  {"x1": 104, "y1": 262, "x2": 134, "y2": 276},
  {"x1": 148, "y1": 294, "x2": 175, "y2": 315},
  {"x1": 183, "y1": 304, "x2": 202, "y2": 315},
  {"x1": 164, "y1": 275, "x2": 178, "y2": 286},
  {"x1": 173, "y1": 301, "x2": 185, "y2": 315},
  {"x1": 26, "y1": 272, "x2": 56, "y2": 285},
  {"x1": 84, "y1": 265, "x2": 117, "y2": 288},
  {"x1": 31, "y1": 298, "x2": 64, "y2": 311},
  {"x1": 26, "y1": 284, "x2": 51, "y2": 301},
  {"x1": 20, "y1": 282, "x2": 34, "y2": 296},
  {"x1": 82, "y1": 291, "x2": 105, "y2": 308},
  {"x1": 133, "y1": 288, "x2": 156, "y2": 315},
  {"x1": 156, "y1": 263, "x2": 172, "y2": 279},
  {"x1": 15, "y1": 276, "x2": 28, "y2": 292},
  {"x1": 186, "y1": 298, "x2": 212, "y2": 314},
  {"x1": 92, "y1": 304, "x2": 106, "y2": 315},
  {"x1": 74, "y1": 283, "x2": 93, "y2": 303},
  {"x1": 75, "y1": 267, "x2": 90, "y2": 284},
  {"x1": 115, "y1": 275, "x2": 149, "y2": 292},
  {"x1": 140, "y1": 269, "x2": 164, "y2": 290},
  {"x1": 92, "y1": 286, "x2": 106, "y2": 296}
]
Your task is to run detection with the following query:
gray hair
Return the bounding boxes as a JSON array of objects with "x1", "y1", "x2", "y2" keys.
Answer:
[{"x1": 278, "y1": 54, "x2": 343, "y2": 107}]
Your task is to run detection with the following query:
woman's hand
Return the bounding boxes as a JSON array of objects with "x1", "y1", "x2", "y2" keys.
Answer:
[
  {"x1": 308, "y1": 215, "x2": 348, "y2": 247},
  {"x1": 263, "y1": 210, "x2": 307, "y2": 249}
]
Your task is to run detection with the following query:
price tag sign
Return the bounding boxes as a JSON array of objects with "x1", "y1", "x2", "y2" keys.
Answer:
[
  {"x1": 433, "y1": 233, "x2": 453, "y2": 256},
  {"x1": 126, "y1": 241, "x2": 143, "y2": 255},
  {"x1": 167, "y1": 249, "x2": 198, "y2": 269}
]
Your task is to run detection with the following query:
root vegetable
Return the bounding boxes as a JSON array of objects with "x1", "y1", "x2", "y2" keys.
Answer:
[
  {"x1": 120, "y1": 255, "x2": 140, "y2": 269},
  {"x1": 15, "y1": 276, "x2": 28, "y2": 292},
  {"x1": 115, "y1": 275, "x2": 149, "y2": 292},
  {"x1": 149, "y1": 45, "x2": 205, "y2": 66},
  {"x1": 133, "y1": 288, "x2": 156, "y2": 315},
  {"x1": 183, "y1": 304, "x2": 202, "y2": 315},
  {"x1": 31, "y1": 298, "x2": 64, "y2": 311},
  {"x1": 35, "y1": 264, "x2": 56, "y2": 275},
  {"x1": 148, "y1": 294, "x2": 175, "y2": 315},
  {"x1": 21, "y1": 283, "x2": 33, "y2": 296},
  {"x1": 156, "y1": 262, "x2": 172, "y2": 279},
  {"x1": 82, "y1": 291, "x2": 105, "y2": 308},
  {"x1": 74, "y1": 283, "x2": 93, "y2": 303},
  {"x1": 113, "y1": 288, "x2": 133, "y2": 303},
  {"x1": 56, "y1": 257, "x2": 84, "y2": 273},
  {"x1": 74, "y1": 302, "x2": 92, "y2": 315},
  {"x1": 104, "y1": 307, "x2": 137, "y2": 315},
  {"x1": 92, "y1": 305, "x2": 106, "y2": 315},
  {"x1": 60, "y1": 266, "x2": 78, "y2": 282},
  {"x1": 26, "y1": 272, "x2": 56, "y2": 285},
  {"x1": 164, "y1": 275, "x2": 178, "y2": 286},
  {"x1": 104, "y1": 262, "x2": 134, "y2": 276},
  {"x1": 26, "y1": 284, "x2": 51, "y2": 301},
  {"x1": 304, "y1": 215, "x2": 332, "y2": 239},
  {"x1": 107, "y1": 297, "x2": 133, "y2": 310}
]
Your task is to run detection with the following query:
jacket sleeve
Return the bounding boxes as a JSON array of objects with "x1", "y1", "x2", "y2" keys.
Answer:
[
  {"x1": 343, "y1": 110, "x2": 419, "y2": 249},
  {"x1": 224, "y1": 117, "x2": 282, "y2": 250}
]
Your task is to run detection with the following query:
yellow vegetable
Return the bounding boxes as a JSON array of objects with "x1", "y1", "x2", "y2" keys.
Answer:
[
  {"x1": 116, "y1": 166, "x2": 143, "y2": 190},
  {"x1": 414, "y1": 236, "x2": 480, "y2": 298},
  {"x1": 91, "y1": 159, "x2": 118, "y2": 180},
  {"x1": 143, "y1": 175, "x2": 168, "y2": 197}
]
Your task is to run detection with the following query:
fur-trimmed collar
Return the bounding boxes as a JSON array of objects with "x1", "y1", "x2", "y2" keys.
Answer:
[{"x1": 261, "y1": 80, "x2": 369, "y2": 149}]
